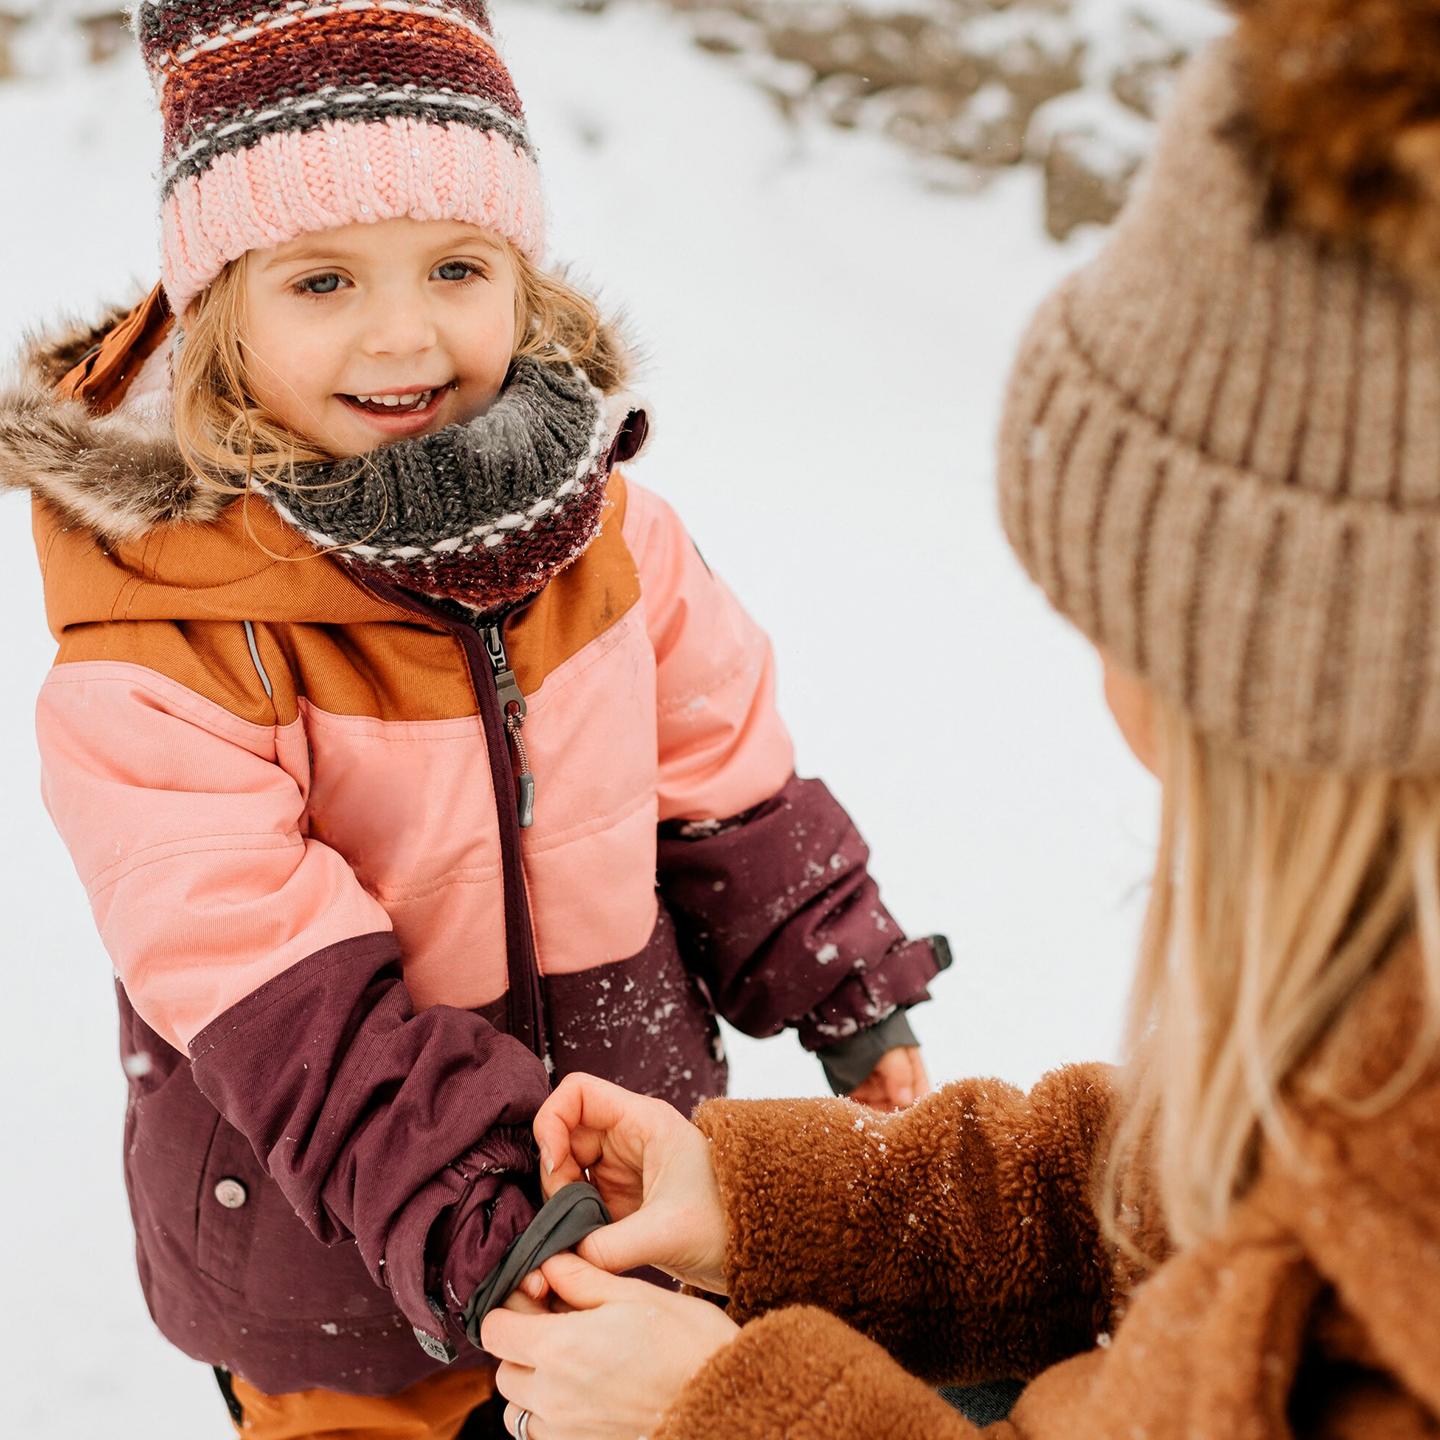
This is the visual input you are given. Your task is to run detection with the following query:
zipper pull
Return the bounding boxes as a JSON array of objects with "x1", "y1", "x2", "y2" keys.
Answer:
[{"x1": 483, "y1": 624, "x2": 536, "y2": 829}]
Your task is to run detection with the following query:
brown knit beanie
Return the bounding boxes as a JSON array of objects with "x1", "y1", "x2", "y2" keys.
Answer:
[{"x1": 997, "y1": 1, "x2": 1440, "y2": 775}]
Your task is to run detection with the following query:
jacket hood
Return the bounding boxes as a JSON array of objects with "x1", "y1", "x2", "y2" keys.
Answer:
[
  {"x1": 2, "y1": 299, "x2": 231, "y2": 550},
  {"x1": 3, "y1": 294, "x2": 642, "y2": 637}
]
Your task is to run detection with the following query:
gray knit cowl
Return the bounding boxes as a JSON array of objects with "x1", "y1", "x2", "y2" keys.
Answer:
[{"x1": 259, "y1": 357, "x2": 647, "y2": 612}]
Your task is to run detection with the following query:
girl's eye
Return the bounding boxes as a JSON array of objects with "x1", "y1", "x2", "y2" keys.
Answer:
[
  {"x1": 435, "y1": 260, "x2": 483, "y2": 284},
  {"x1": 295, "y1": 273, "x2": 346, "y2": 297}
]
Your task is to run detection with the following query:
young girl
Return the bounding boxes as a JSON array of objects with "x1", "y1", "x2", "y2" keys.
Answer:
[
  {"x1": 483, "y1": 4, "x2": 1440, "y2": 1436},
  {"x1": 0, "y1": 2, "x2": 949, "y2": 1433}
]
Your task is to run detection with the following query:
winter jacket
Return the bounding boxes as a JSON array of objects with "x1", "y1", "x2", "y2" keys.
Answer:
[
  {"x1": 657, "y1": 951, "x2": 1440, "y2": 1438},
  {"x1": 1, "y1": 297, "x2": 948, "y2": 1396}
]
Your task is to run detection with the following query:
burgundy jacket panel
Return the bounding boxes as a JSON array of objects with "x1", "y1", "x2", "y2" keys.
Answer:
[
  {"x1": 186, "y1": 933, "x2": 550, "y2": 1348},
  {"x1": 658, "y1": 775, "x2": 946, "y2": 1050},
  {"x1": 120, "y1": 907, "x2": 730, "y2": 1394},
  {"x1": 544, "y1": 904, "x2": 729, "y2": 1116},
  {"x1": 119, "y1": 983, "x2": 496, "y2": 1395}
]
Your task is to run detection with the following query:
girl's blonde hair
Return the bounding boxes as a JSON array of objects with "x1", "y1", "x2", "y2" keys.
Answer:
[
  {"x1": 1106, "y1": 698, "x2": 1440, "y2": 1254},
  {"x1": 172, "y1": 243, "x2": 625, "y2": 493}
]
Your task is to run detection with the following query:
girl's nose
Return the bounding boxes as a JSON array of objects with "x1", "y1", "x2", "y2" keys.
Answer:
[{"x1": 360, "y1": 292, "x2": 439, "y2": 358}]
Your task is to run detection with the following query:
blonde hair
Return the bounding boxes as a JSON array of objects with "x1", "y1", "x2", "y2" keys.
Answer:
[
  {"x1": 1106, "y1": 699, "x2": 1440, "y2": 1255},
  {"x1": 172, "y1": 242, "x2": 625, "y2": 493}
]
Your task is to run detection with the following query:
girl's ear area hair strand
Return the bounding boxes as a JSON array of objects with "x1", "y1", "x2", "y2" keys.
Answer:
[{"x1": 172, "y1": 257, "x2": 333, "y2": 497}]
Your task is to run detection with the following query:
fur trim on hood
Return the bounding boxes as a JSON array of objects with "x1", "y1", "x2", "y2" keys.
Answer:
[
  {"x1": 1, "y1": 297, "x2": 642, "y2": 551},
  {"x1": 0, "y1": 300, "x2": 228, "y2": 546}
]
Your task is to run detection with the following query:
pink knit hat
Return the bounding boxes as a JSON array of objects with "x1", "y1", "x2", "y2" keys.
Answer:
[{"x1": 132, "y1": 1, "x2": 545, "y2": 316}]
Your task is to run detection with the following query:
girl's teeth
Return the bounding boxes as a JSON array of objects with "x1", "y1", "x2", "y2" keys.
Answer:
[{"x1": 353, "y1": 390, "x2": 434, "y2": 411}]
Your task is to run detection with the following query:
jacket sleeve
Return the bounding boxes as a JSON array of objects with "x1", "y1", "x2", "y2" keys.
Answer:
[
  {"x1": 36, "y1": 659, "x2": 547, "y2": 1345},
  {"x1": 625, "y1": 481, "x2": 948, "y2": 1053},
  {"x1": 692, "y1": 1064, "x2": 1120, "y2": 1385}
]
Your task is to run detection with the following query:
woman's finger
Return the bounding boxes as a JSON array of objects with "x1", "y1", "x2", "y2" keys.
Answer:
[
  {"x1": 538, "y1": 1124, "x2": 607, "y2": 1197},
  {"x1": 493, "y1": 1358, "x2": 537, "y2": 1411},
  {"x1": 572, "y1": 1205, "x2": 687, "y2": 1277},
  {"x1": 540, "y1": 1251, "x2": 647, "y2": 1310},
  {"x1": 479, "y1": 1307, "x2": 553, "y2": 1364},
  {"x1": 533, "y1": 1073, "x2": 624, "y2": 1157},
  {"x1": 884, "y1": 1049, "x2": 915, "y2": 1108},
  {"x1": 500, "y1": 1285, "x2": 550, "y2": 1316},
  {"x1": 534, "y1": 1073, "x2": 650, "y2": 1175},
  {"x1": 519, "y1": 1270, "x2": 549, "y2": 1302},
  {"x1": 502, "y1": 1401, "x2": 545, "y2": 1439}
]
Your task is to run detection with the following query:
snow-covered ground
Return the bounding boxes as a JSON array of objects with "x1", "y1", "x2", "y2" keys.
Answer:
[{"x1": 0, "y1": 3, "x2": 1164, "y2": 1431}]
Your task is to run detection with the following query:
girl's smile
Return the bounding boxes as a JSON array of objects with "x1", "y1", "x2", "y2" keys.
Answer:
[{"x1": 336, "y1": 382, "x2": 458, "y2": 438}]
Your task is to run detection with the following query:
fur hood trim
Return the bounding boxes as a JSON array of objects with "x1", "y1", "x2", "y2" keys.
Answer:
[{"x1": 1, "y1": 301, "x2": 226, "y2": 546}]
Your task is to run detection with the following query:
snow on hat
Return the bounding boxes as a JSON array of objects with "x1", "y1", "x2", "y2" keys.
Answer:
[
  {"x1": 131, "y1": 0, "x2": 545, "y2": 316},
  {"x1": 997, "y1": 0, "x2": 1440, "y2": 775}
]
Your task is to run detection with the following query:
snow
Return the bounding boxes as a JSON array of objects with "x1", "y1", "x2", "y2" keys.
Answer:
[
  {"x1": 0, "y1": 1, "x2": 1159, "y2": 1430},
  {"x1": 1029, "y1": 82, "x2": 1153, "y2": 163},
  {"x1": 1071, "y1": 0, "x2": 1229, "y2": 77}
]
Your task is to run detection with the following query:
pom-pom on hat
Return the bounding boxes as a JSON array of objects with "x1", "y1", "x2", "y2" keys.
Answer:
[
  {"x1": 997, "y1": 0, "x2": 1440, "y2": 776},
  {"x1": 131, "y1": 1, "x2": 545, "y2": 316}
]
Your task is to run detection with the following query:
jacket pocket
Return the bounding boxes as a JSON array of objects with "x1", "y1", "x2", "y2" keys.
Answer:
[
  {"x1": 240, "y1": 1180, "x2": 400, "y2": 1323},
  {"x1": 195, "y1": 1114, "x2": 261, "y2": 1293},
  {"x1": 193, "y1": 1112, "x2": 401, "y2": 1321}
]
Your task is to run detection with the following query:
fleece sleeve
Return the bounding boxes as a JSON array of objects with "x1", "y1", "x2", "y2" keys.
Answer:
[
  {"x1": 625, "y1": 481, "x2": 948, "y2": 1052},
  {"x1": 36, "y1": 659, "x2": 548, "y2": 1346},
  {"x1": 654, "y1": 1307, "x2": 1003, "y2": 1440},
  {"x1": 693, "y1": 1064, "x2": 1120, "y2": 1384}
]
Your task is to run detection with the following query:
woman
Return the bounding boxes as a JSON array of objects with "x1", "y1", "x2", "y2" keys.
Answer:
[{"x1": 482, "y1": 2, "x2": 1440, "y2": 1434}]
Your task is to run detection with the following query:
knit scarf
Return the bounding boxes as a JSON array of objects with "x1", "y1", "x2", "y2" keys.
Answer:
[{"x1": 258, "y1": 357, "x2": 644, "y2": 613}]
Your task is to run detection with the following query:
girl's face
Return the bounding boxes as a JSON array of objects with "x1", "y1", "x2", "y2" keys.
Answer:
[{"x1": 239, "y1": 217, "x2": 519, "y2": 458}]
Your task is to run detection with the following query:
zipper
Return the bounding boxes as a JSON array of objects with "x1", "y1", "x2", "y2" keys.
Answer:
[
  {"x1": 458, "y1": 615, "x2": 546, "y2": 1060},
  {"x1": 482, "y1": 623, "x2": 536, "y2": 829},
  {"x1": 352, "y1": 576, "x2": 548, "y2": 1060}
]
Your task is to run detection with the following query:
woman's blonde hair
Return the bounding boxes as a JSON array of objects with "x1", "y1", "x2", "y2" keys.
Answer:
[
  {"x1": 1106, "y1": 698, "x2": 1440, "y2": 1254},
  {"x1": 172, "y1": 242, "x2": 625, "y2": 493}
]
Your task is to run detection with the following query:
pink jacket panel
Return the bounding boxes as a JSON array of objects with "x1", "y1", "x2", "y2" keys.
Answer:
[
  {"x1": 297, "y1": 698, "x2": 508, "y2": 1009},
  {"x1": 623, "y1": 484, "x2": 795, "y2": 823},
  {"x1": 520, "y1": 602, "x2": 661, "y2": 976},
  {"x1": 36, "y1": 661, "x2": 393, "y2": 1050},
  {"x1": 300, "y1": 701, "x2": 503, "y2": 899}
]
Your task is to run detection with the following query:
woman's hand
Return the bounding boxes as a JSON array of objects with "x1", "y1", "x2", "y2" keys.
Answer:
[
  {"x1": 849, "y1": 1045, "x2": 930, "y2": 1112},
  {"x1": 527, "y1": 1073, "x2": 729, "y2": 1295},
  {"x1": 485, "y1": 1253, "x2": 740, "y2": 1440}
]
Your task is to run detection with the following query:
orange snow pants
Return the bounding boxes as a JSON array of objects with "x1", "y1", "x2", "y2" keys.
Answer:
[{"x1": 223, "y1": 1364, "x2": 501, "y2": 1439}]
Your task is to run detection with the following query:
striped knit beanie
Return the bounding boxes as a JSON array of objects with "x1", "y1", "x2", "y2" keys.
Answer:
[
  {"x1": 132, "y1": 1, "x2": 544, "y2": 317},
  {"x1": 998, "y1": 0, "x2": 1440, "y2": 776}
]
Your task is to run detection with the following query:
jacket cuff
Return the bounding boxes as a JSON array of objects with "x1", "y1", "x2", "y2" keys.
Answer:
[
  {"x1": 817, "y1": 1006, "x2": 920, "y2": 1095},
  {"x1": 797, "y1": 934, "x2": 951, "y2": 1053},
  {"x1": 653, "y1": 1307, "x2": 980, "y2": 1440},
  {"x1": 461, "y1": 1181, "x2": 612, "y2": 1345},
  {"x1": 388, "y1": 1127, "x2": 539, "y2": 1350}
]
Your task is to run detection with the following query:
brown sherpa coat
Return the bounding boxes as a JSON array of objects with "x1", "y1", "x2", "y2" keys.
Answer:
[{"x1": 655, "y1": 953, "x2": 1440, "y2": 1437}]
